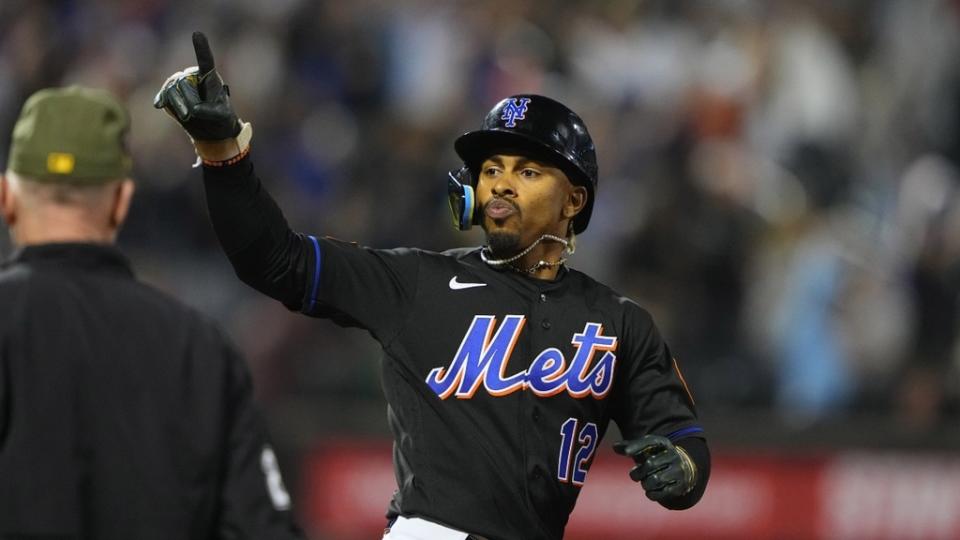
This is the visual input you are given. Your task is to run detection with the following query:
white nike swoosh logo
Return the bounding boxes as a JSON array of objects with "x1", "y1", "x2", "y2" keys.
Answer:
[{"x1": 449, "y1": 276, "x2": 487, "y2": 290}]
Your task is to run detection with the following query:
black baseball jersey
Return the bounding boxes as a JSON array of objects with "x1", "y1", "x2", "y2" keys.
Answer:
[
  {"x1": 0, "y1": 243, "x2": 303, "y2": 540},
  {"x1": 203, "y1": 158, "x2": 705, "y2": 540}
]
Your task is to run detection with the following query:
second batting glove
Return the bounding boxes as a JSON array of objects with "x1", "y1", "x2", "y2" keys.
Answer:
[{"x1": 613, "y1": 434, "x2": 697, "y2": 502}]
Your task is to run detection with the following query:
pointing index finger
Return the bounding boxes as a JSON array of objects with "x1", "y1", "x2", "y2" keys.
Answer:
[{"x1": 193, "y1": 31, "x2": 215, "y2": 74}]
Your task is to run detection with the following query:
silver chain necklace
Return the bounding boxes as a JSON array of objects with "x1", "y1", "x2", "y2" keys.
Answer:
[{"x1": 480, "y1": 234, "x2": 571, "y2": 274}]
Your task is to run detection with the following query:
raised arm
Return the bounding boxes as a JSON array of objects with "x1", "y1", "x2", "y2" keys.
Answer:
[
  {"x1": 154, "y1": 33, "x2": 420, "y2": 335},
  {"x1": 154, "y1": 32, "x2": 314, "y2": 309}
]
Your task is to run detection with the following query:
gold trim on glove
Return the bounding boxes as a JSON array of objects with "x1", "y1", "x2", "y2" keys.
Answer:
[{"x1": 675, "y1": 445, "x2": 698, "y2": 495}]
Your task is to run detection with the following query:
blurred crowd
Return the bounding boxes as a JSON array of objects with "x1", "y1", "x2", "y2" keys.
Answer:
[{"x1": 2, "y1": 0, "x2": 959, "y2": 452}]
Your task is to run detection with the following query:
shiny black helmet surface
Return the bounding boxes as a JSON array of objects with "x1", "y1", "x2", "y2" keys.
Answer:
[{"x1": 454, "y1": 94, "x2": 598, "y2": 234}]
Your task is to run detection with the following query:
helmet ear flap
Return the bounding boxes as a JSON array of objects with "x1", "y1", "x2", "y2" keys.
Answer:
[
  {"x1": 462, "y1": 183, "x2": 476, "y2": 230},
  {"x1": 447, "y1": 166, "x2": 477, "y2": 231}
]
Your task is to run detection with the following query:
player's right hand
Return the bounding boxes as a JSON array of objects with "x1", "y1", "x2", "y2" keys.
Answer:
[
  {"x1": 614, "y1": 435, "x2": 697, "y2": 502},
  {"x1": 154, "y1": 32, "x2": 241, "y2": 141}
]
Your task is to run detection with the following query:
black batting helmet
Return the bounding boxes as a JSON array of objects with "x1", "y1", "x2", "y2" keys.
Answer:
[{"x1": 454, "y1": 94, "x2": 598, "y2": 234}]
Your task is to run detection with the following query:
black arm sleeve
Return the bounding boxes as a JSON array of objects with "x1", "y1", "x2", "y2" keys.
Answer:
[
  {"x1": 611, "y1": 309, "x2": 702, "y2": 441},
  {"x1": 659, "y1": 436, "x2": 710, "y2": 510},
  {"x1": 202, "y1": 156, "x2": 419, "y2": 339},
  {"x1": 202, "y1": 156, "x2": 314, "y2": 310}
]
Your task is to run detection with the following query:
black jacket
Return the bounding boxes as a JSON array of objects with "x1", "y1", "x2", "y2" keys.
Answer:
[{"x1": 0, "y1": 243, "x2": 303, "y2": 540}]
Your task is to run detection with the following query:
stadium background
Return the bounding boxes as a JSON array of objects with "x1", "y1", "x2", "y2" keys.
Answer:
[{"x1": 2, "y1": 0, "x2": 959, "y2": 538}]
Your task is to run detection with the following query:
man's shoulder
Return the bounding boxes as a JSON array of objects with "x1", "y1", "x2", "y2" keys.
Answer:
[
  {"x1": 81, "y1": 274, "x2": 237, "y2": 354},
  {"x1": 0, "y1": 261, "x2": 31, "y2": 285},
  {"x1": 437, "y1": 246, "x2": 482, "y2": 260},
  {"x1": 401, "y1": 245, "x2": 482, "y2": 266},
  {"x1": 131, "y1": 280, "x2": 218, "y2": 322},
  {"x1": 320, "y1": 238, "x2": 480, "y2": 261},
  {"x1": 566, "y1": 267, "x2": 654, "y2": 321},
  {"x1": 2, "y1": 255, "x2": 222, "y2": 336},
  {"x1": 114, "y1": 277, "x2": 230, "y2": 341},
  {"x1": 0, "y1": 264, "x2": 32, "y2": 315}
]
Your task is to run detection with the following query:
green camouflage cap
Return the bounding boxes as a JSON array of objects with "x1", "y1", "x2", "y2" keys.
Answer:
[{"x1": 7, "y1": 85, "x2": 132, "y2": 183}]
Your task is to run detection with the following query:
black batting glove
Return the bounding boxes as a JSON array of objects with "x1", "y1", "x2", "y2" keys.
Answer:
[
  {"x1": 154, "y1": 32, "x2": 241, "y2": 141},
  {"x1": 613, "y1": 434, "x2": 697, "y2": 502}
]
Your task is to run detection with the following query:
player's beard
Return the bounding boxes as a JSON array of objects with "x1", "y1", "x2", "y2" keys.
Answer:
[
  {"x1": 482, "y1": 198, "x2": 523, "y2": 257},
  {"x1": 486, "y1": 230, "x2": 522, "y2": 257}
]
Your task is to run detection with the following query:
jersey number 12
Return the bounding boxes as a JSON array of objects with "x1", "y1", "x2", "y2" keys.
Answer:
[{"x1": 557, "y1": 417, "x2": 598, "y2": 485}]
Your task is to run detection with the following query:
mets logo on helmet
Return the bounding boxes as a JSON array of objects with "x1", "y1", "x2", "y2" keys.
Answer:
[{"x1": 501, "y1": 97, "x2": 531, "y2": 128}]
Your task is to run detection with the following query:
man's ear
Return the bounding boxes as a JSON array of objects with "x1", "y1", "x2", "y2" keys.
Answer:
[
  {"x1": 1, "y1": 173, "x2": 17, "y2": 227},
  {"x1": 563, "y1": 185, "x2": 588, "y2": 220},
  {"x1": 109, "y1": 179, "x2": 135, "y2": 230}
]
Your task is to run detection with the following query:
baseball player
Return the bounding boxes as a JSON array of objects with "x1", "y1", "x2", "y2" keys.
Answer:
[
  {"x1": 155, "y1": 33, "x2": 710, "y2": 540},
  {"x1": 0, "y1": 86, "x2": 304, "y2": 540}
]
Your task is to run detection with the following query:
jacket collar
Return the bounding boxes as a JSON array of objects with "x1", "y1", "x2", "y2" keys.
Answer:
[{"x1": 3, "y1": 242, "x2": 134, "y2": 277}]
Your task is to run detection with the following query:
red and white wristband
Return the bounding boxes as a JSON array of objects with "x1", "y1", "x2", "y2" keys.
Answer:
[{"x1": 192, "y1": 121, "x2": 253, "y2": 168}]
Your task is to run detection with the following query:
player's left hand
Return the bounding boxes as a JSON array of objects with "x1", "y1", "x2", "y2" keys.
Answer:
[{"x1": 613, "y1": 435, "x2": 696, "y2": 501}]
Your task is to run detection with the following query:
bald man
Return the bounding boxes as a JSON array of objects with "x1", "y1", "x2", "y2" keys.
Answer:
[{"x1": 0, "y1": 86, "x2": 303, "y2": 540}]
